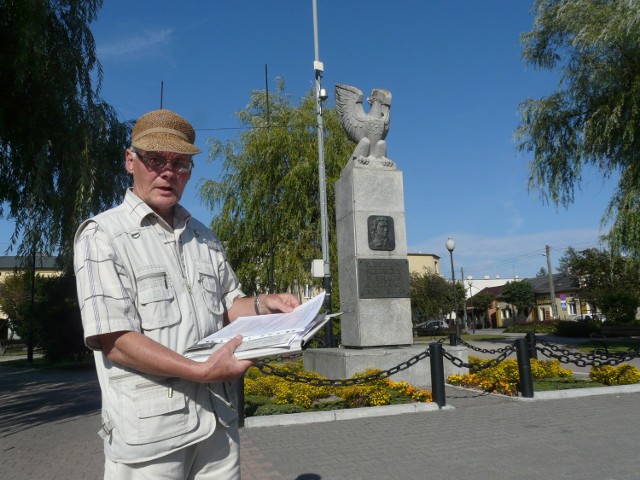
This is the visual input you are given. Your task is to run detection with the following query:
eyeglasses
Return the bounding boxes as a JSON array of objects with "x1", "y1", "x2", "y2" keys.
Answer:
[{"x1": 133, "y1": 150, "x2": 194, "y2": 174}]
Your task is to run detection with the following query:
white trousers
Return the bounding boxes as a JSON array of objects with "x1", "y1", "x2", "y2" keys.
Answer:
[{"x1": 104, "y1": 421, "x2": 240, "y2": 480}]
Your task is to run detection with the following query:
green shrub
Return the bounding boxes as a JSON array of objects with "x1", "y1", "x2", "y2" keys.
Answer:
[
  {"x1": 243, "y1": 395, "x2": 272, "y2": 417},
  {"x1": 309, "y1": 398, "x2": 347, "y2": 411},
  {"x1": 504, "y1": 321, "x2": 556, "y2": 334},
  {"x1": 254, "y1": 404, "x2": 307, "y2": 416},
  {"x1": 555, "y1": 320, "x2": 600, "y2": 337}
]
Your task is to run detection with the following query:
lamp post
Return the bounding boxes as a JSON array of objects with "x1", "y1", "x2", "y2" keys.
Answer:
[{"x1": 445, "y1": 238, "x2": 460, "y2": 338}]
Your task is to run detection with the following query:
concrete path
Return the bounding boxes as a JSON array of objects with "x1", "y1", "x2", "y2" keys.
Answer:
[{"x1": 1, "y1": 333, "x2": 639, "y2": 479}]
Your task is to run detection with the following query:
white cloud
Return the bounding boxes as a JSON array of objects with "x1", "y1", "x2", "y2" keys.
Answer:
[
  {"x1": 503, "y1": 200, "x2": 524, "y2": 235},
  {"x1": 409, "y1": 228, "x2": 605, "y2": 279},
  {"x1": 97, "y1": 28, "x2": 174, "y2": 61}
]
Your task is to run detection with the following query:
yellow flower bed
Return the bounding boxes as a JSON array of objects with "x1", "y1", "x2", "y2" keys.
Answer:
[
  {"x1": 589, "y1": 363, "x2": 640, "y2": 386},
  {"x1": 244, "y1": 361, "x2": 432, "y2": 411},
  {"x1": 447, "y1": 356, "x2": 573, "y2": 396}
]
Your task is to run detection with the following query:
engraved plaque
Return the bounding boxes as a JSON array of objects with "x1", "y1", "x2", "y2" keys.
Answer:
[
  {"x1": 367, "y1": 215, "x2": 395, "y2": 251},
  {"x1": 357, "y1": 258, "x2": 410, "y2": 299}
]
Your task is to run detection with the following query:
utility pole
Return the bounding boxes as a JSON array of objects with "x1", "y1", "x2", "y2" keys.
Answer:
[
  {"x1": 545, "y1": 245, "x2": 558, "y2": 319},
  {"x1": 312, "y1": 0, "x2": 333, "y2": 345},
  {"x1": 460, "y1": 266, "x2": 466, "y2": 331}
]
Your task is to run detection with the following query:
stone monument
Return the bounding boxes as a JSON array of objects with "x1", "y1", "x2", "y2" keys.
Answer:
[{"x1": 303, "y1": 84, "x2": 466, "y2": 387}]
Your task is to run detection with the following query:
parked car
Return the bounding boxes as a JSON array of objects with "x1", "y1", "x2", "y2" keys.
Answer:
[
  {"x1": 575, "y1": 314, "x2": 607, "y2": 323},
  {"x1": 415, "y1": 319, "x2": 449, "y2": 336}
]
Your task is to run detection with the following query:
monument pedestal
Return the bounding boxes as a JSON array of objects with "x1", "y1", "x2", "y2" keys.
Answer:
[
  {"x1": 335, "y1": 160, "x2": 413, "y2": 347},
  {"x1": 304, "y1": 345, "x2": 468, "y2": 388}
]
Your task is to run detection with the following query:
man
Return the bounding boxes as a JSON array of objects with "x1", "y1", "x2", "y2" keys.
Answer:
[{"x1": 74, "y1": 108, "x2": 299, "y2": 479}]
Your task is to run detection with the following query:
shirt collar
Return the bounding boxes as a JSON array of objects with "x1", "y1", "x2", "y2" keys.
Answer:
[{"x1": 123, "y1": 188, "x2": 192, "y2": 228}]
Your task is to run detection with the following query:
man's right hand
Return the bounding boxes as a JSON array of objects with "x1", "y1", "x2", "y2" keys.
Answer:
[{"x1": 198, "y1": 335, "x2": 255, "y2": 382}]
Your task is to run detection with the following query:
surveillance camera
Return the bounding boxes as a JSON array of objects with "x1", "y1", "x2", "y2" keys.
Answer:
[{"x1": 318, "y1": 88, "x2": 328, "y2": 101}]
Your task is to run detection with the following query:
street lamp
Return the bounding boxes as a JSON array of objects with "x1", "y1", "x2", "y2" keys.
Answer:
[{"x1": 445, "y1": 238, "x2": 460, "y2": 338}]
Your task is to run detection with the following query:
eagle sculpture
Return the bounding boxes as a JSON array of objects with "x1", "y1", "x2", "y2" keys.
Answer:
[{"x1": 335, "y1": 83, "x2": 393, "y2": 167}]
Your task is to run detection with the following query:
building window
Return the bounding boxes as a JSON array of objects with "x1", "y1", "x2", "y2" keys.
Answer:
[{"x1": 568, "y1": 302, "x2": 577, "y2": 315}]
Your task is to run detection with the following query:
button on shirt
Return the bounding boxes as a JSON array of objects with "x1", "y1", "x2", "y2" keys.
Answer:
[{"x1": 74, "y1": 189, "x2": 244, "y2": 463}]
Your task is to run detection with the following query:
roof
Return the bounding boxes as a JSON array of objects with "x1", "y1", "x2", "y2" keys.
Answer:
[
  {"x1": 523, "y1": 272, "x2": 580, "y2": 294},
  {"x1": 476, "y1": 285, "x2": 507, "y2": 297},
  {"x1": 0, "y1": 256, "x2": 62, "y2": 270},
  {"x1": 408, "y1": 252, "x2": 441, "y2": 259}
]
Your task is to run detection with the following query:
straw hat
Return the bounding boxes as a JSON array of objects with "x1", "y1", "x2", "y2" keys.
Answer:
[{"x1": 131, "y1": 109, "x2": 202, "y2": 155}]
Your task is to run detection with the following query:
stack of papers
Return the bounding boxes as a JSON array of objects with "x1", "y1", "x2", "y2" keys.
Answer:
[{"x1": 184, "y1": 292, "x2": 338, "y2": 361}]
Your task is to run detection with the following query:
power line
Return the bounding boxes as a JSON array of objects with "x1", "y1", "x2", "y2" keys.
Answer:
[
  {"x1": 463, "y1": 240, "x2": 606, "y2": 277},
  {"x1": 196, "y1": 124, "x2": 290, "y2": 132}
]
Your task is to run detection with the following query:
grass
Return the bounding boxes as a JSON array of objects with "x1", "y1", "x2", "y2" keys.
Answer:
[
  {"x1": 575, "y1": 340, "x2": 640, "y2": 354},
  {"x1": 533, "y1": 377, "x2": 604, "y2": 391}
]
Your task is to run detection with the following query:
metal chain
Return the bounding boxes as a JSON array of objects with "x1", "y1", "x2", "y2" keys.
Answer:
[
  {"x1": 455, "y1": 337, "x2": 513, "y2": 355},
  {"x1": 536, "y1": 340, "x2": 640, "y2": 367},
  {"x1": 256, "y1": 348, "x2": 432, "y2": 387},
  {"x1": 255, "y1": 338, "x2": 639, "y2": 387},
  {"x1": 443, "y1": 344, "x2": 516, "y2": 370}
]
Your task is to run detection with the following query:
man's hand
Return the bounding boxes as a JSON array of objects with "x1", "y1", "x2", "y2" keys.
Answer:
[
  {"x1": 259, "y1": 293, "x2": 300, "y2": 314},
  {"x1": 198, "y1": 335, "x2": 254, "y2": 382},
  {"x1": 227, "y1": 293, "x2": 301, "y2": 322}
]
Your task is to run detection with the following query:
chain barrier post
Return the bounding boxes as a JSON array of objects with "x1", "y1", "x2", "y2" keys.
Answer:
[
  {"x1": 515, "y1": 338, "x2": 534, "y2": 398},
  {"x1": 525, "y1": 332, "x2": 538, "y2": 360},
  {"x1": 237, "y1": 374, "x2": 245, "y2": 428},
  {"x1": 449, "y1": 332, "x2": 458, "y2": 346},
  {"x1": 429, "y1": 342, "x2": 446, "y2": 408}
]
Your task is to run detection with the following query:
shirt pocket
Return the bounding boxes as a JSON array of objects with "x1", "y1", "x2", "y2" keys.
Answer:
[
  {"x1": 194, "y1": 261, "x2": 225, "y2": 316},
  {"x1": 135, "y1": 266, "x2": 181, "y2": 330}
]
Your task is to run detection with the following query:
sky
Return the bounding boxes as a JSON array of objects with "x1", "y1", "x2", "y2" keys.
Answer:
[{"x1": 0, "y1": 1, "x2": 616, "y2": 279}]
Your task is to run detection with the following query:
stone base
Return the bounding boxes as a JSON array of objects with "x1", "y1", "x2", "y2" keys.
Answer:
[{"x1": 303, "y1": 345, "x2": 468, "y2": 388}]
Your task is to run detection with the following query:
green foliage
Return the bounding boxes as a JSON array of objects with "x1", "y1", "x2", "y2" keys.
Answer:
[
  {"x1": 501, "y1": 280, "x2": 535, "y2": 319},
  {"x1": 200, "y1": 80, "x2": 353, "y2": 304},
  {"x1": 599, "y1": 289, "x2": 639, "y2": 324},
  {"x1": 590, "y1": 364, "x2": 640, "y2": 386},
  {"x1": 0, "y1": 0, "x2": 130, "y2": 266},
  {"x1": 0, "y1": 272, "x2": 32, "y2": 336},
  {"x1": 254, "y1": 403, "x2": 307, "y2": 417},
  {"x1": 243, "y1": 361, "x2": 432, "y2": 417},
  {"x1": 469, "y1": 290, "x2": 495, "y2": 326},
  {"x1": 410, "y1": 270, "x2": 463, "y2": 322},
  {"x1": 33, "y1": 274, "x2": 88, "y2": 362},
  {"x1": 554, "y1": 319, "x2": 600, "y2": 337},
  {"x1": 558, "y1": 246, "x2": 640, "y2": 319},
  {"x1": 504, "y1": 321, "x2": 557, "y2": 334},
  {"x1": 516, "y1": 0, "x2": 640, "y2": 257},
  {"x1": 0, "y1": 271, "x2": 87, "y2": 362}
]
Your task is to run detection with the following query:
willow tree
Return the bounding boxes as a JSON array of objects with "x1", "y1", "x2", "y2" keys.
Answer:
[
  {"x1": 200, "y1": 80, "x2": 353, "y2": 299},
  {"x1": 0, "y1": 0, "x2": 130, "y2": 268},
  {"x1": 516, "y1": 0, "x2": 640, "y2": 256}
]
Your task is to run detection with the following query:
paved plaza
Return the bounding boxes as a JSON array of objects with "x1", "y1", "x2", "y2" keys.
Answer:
[{"x1": 1, "y1": 336, "x2": 640, "y2": 479}]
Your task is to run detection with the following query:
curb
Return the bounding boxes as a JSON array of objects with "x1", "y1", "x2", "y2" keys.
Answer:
[
  {"x1": 528, "y1": 382, "x2": 640, "y2": 401},
  {"x1": 244, "y1": 401, "x2": 441, "y2": 428}
]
